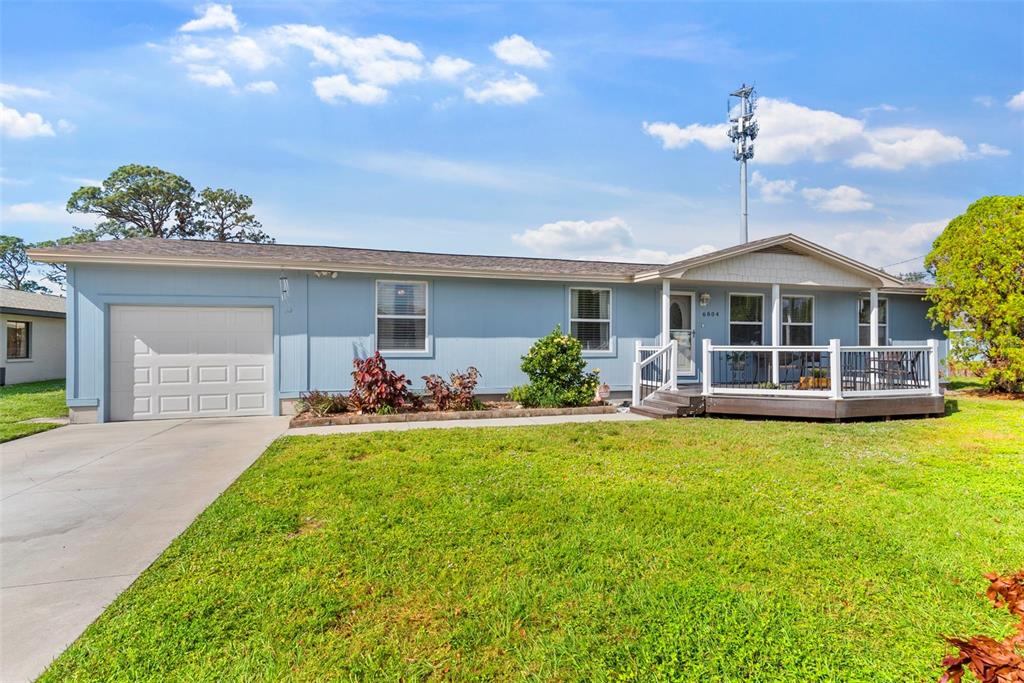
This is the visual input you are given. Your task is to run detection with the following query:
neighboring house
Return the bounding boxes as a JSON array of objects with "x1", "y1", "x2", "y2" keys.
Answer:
[
  {"x1": 29, "y1": 233, "x2": 943, "y2": 423},
  {"x1": 0, "y1": 289, "x2": 66, "y2": 386}
]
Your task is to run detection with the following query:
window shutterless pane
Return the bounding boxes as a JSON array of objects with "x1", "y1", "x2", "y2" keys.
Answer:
[
  {"x1": 571, "y1": 289, "x2": 609, "y2": 319},
  {"x1": 377, "y1": 282, "x2": 426, "y2": 316},
  {"x1": 858, "y1": 325, "x2": 888, "y2": 346},
  {"x1": 783, "y1": 325, "x2": 812, "y2": 346},
  {"x1": 782, "y1": 296, "x2": 813, "y2": 323},
  {"x1": 571, "y1": 320, "x2": 610, "y2": 351},
  {"x1": 6, "y1": 321, "x2": 29, "y2": 360},
  {"x1": 858, "y1": 298, "x2": 887, "y2": 324},
  {"x1": 377, "y1": 318, "x2": 426, "y2": 351},
  {"x1": 730, "y1": 324, "x2": 763, "y2": 345},
  {"x1": 730, "y1": 295, "x2": 763, "y2": 323}
]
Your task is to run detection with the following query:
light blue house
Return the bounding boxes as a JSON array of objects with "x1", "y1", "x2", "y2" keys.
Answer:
[{"x1": 30, "y1": 233, "x2": 943, "y2": 423}]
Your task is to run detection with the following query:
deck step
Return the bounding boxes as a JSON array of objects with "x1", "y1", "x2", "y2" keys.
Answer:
[
  {"x1": 629, "y1": 404, "x2": 678, "y2": 419},
  {"x1": 648, "y1": 391, "x2": 696, "y2": 406},
  {"x1": 632, "y1": 389, "x2": 707, "y2": 418},
  {"x1": 640, "y1": 398, "x2": 685, "y2": 415}
]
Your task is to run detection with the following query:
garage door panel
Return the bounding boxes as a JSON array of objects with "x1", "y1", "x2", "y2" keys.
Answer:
[
  {"x1": 198, "y1": 365, "x2": 229, "y2": 383},
  {"x1": 198, "y1": 394, "x2": 229, "y2": 412},
  {"x1": 109, "y1": 306, "x2": 272, "y2": 421}
]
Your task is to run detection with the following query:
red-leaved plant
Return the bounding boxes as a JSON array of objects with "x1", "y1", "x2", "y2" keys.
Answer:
[
  {"x1": 422, "y1": 367, "x2": 481, "y2": 411},
  {"x1": 348, "y1": 351, "x2": 422, "y2": 414},
  {"x1": 940, "y1": 570, "x2": 1024, "y2": 683}
]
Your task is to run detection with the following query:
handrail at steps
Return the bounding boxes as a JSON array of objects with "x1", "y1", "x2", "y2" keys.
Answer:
[{"x1": 632, "y1": 339, "x2": 678, "y2": 406}]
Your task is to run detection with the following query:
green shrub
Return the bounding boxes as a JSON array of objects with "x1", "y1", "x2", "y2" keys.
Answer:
[{"x1": 508, "y1": 326, "x2": 601, "y2": 407}]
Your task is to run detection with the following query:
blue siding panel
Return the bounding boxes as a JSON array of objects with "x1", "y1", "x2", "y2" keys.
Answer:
[{"x1": 66, "y1": 263, "x2": 940, "y2": 420}]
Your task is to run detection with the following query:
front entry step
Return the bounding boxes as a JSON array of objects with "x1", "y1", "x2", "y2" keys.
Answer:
[{"x1": 630, "y1": 389, "x2": 706, "y2": 419}]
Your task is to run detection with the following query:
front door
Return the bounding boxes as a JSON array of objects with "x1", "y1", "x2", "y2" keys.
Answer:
[{"x1": 669, "y1": 293, "x2": 695, "y2": 376}]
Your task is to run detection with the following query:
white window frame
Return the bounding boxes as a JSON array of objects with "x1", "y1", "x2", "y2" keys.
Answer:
[
  {"x1": 568, "y1": 287, "x2": 613, "y2": 355},
  {"x1": 728, "y1": 292, "x2": 764, "y2": 346},
  {"x1": 5, "y1": 320, "x2": 31, "y2": 361},
  {"x1": 858, "y1": 297, "x2": 889, "y2": 346},
  {"x1": 375, "y1": 279, "x2": 429, "y2": 354},
  {"x1": 781, "y1": 294, "x2": 814, "y2": 346}
]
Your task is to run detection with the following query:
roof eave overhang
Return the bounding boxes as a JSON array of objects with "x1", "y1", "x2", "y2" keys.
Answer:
[
  {"x1": 26, "y1": 251, "x2": 638, "y2": 284},
  {"x1": 0, "y1": 306, "x2": 66, "y2": 319}
]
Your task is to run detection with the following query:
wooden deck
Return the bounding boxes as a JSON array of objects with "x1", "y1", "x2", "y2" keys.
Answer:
[
  {"x1": 703, "y1": 394, "x2": 945, "y2": 420},
  {"x1": 631, "y1": 384, "x2": 945, "y2": 421}
]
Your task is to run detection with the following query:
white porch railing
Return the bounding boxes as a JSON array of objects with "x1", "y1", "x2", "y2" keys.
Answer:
[
  {"x1": 699, "y1": 338, "x2": 943, "y2": 400},
  {"x1": 632, "y1": 339, "x2": 678, "y2": 406}
]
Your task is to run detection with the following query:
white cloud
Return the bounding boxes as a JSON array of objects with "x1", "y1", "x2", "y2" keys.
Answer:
[
  {"x1": 513, "y1": 216, "x2": 715, "y2": 263},
  {"x1": 180, "y1": 3, "x2": 239, "y2": 33},
  {"x1": 464, "y1": 74, "x2": 540, "y2": 105},
  {"x1": 270, "y1": 25, "x2": 423, "y2": 69},
  {"x1": 860, "y1": 103, "x2": 899, "y2": 115},
  {"x1": 352, "y1": 58, "x2": 423, "y2": 86},
  {"x1": 56, "y1": 119, "x2": 75, "y2": 133},
  {"x1": 833, "y1": 219, "x2": 946, "y2": 267},
  {"x1": 753, "y1": 98, "x2": 867, "y2": 164},
  {"x1": 176, "y1": 42, "x2": 218, "y2": 61},
  {"x1": 646, "y1": 97, "x2": 972, "y2": 171},
  {"x1": 0, "y1": 83, "x2": 51, "y2": 99},
  {"x1": 0, "y1": 103, "x2": 55, "y2": 138},
  {"x1": 186, "y1": 64, "x2": 235, "y2": 88},
  {"x1": 429, "y1": 55, "x2": 473, "y2": 81},
  {"x1": 1, "y1": 201, "x2": 70, "y2": 223},
  {"x1": 245, "y1": 80, "x2": 278, "y2": 94},
  {"x1": 973, "y1": 95, "x2": 994, "y2": 108},
  {"x1": 801, "y1": 185, "x2": 873, "y2": 212},
  {"x1": 850, "y1": 127, "x2": 968, "y2": 170},
  {"x1": 977, "y1": 143, "x2": 1010, "y2": 157},
  {"x1": 490, "y1": 35, "x2": 551, "y2": 68},
  {"x1": 750, "y1": 170, "x2": 796, "y2": 203},
  {"x1": 642, "y1": 120, "x2": 731, "y2": 151},
  {"x1": 1007, "y1": 90, "x2": 1024, "y2": 111},
  {"x1": 312, "y1": 74, "x2": 388, "y2": 105},
  {"x1": 226, "y1": 36, "x2": 274, "y2": 70}
]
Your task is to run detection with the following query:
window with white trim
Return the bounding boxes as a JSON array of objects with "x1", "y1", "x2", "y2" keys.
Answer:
[
  {"x1": 782, "y1": 295, "x2": 813, "y2": 346},
  {"x1": 858, "y1": 298, "x2": 888, "y2": 345},
  {"x1": 570, "y1": 288, "x2": 611, "y2": 351},
  {"x1": 6, "y1": 321, "x2": 30, "y2": 360},
  {"x1": 729, "y1": 294, "x2": 763, "y2": 345},
  {"x1": 376, "y1": 281, "x2": 428, "y2": 352}
]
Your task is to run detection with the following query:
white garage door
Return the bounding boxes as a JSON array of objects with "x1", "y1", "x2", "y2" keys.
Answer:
[{"x1": 109, "y1": 306, "x2": 273, "y2": 421}]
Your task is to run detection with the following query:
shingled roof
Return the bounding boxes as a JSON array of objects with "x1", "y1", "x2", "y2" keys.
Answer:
[
  {"x1": 26, "y1": 235, "x2": 926, "y2": 291},
  {"x1": 28, "y1": 238, "x2": 660, "y2": 281},
  {"x1": 0, "y1": 289, "x2": 66, "y2": 318}
]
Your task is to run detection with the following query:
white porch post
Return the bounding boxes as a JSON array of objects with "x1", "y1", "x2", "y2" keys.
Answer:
[
  {"x1": 701, "y1": 338, "x2": 712, "y2": 395},
  {"x1": 632, "y1": 340, "x2": 642, "y2": 406},
  {"x1": 661, "y1": 279, "x2": 671, "y2": 346},
  {"x1": 928, "y1": 338, "x2": 942, "y2": 396},
  {"x1": 771, "y1": 284, "x2": 781, "y2": 385},
  {"x1": 869, "y1": 288, "x2": 880, "y2": 346},
  {"x1": 829, "y1": 338, "x2": 842, "y2": 400}
]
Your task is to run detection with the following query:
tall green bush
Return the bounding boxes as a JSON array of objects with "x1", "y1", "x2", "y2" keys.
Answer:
[
  {"x1": 508, "y1": 326, "x2": 601, "y2": 407},
  {"x1": 925, "y1": 195, "x2": 1024, "y2": 393}
]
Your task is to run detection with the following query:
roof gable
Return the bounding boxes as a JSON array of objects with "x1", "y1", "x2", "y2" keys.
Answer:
[{"x1": 639, "y1": 234, "x2": 910, "y2": 289}]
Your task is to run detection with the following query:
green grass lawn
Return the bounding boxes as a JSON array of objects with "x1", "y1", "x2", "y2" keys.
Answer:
[
  {"x1": 0, "y1": 379, "x2": 67, "y2": 443},
  {"x1": 42, "y1": 397, "x2": 1024, "y2": 681}
]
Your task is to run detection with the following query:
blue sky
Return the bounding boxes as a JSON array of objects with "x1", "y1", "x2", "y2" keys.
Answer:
[{"x1": 1, "y1": 1, "x2": 1022, "y2": 273}]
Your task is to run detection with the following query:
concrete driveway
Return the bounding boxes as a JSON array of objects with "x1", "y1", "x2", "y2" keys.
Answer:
[{"x1": 0, "y1": 416, "x2": 288, "y2": 682}]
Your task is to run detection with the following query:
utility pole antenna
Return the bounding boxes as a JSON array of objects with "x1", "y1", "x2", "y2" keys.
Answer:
[{"x1": 728, "y1": 84, "x2": 757, "y2": 244}]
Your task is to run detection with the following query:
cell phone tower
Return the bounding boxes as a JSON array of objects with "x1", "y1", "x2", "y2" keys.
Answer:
[{"x1": 728, "y1": 84, "x2": 757, "y2": 244}]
